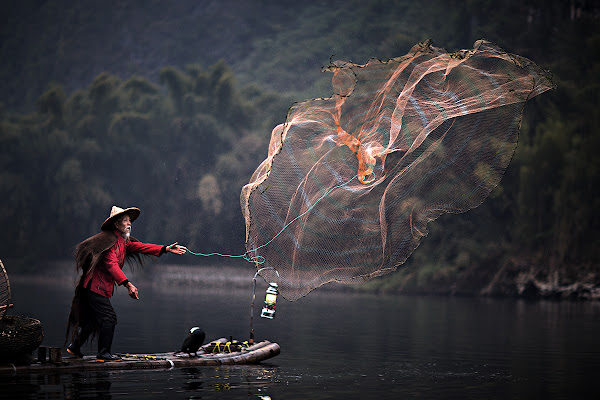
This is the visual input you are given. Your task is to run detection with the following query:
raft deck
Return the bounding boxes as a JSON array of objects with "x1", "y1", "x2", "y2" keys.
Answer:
[{"x1": 0, "y1": 338, "x2": 280, "y2": 375}]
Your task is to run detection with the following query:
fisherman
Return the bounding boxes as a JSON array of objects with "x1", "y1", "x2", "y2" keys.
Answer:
[{"x1": 65, "y1": 206, "x2": 186, "y2": 362}]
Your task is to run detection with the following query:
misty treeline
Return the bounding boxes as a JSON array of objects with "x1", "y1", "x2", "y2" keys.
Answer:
[
  {"x1": 0, "y1": 0, "x2": 598, "y2": 283},
  {"x1": 0, "y1": 61, "x2": 292, "y2": 266}
]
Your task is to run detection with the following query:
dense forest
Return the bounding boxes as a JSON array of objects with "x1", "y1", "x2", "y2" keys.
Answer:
[{"x1": 1, "y1": 0, "x2": 598, "y2": 299}]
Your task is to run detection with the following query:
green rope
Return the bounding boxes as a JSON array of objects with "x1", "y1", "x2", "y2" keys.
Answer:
[
  {"x1": 182, "y1": 247, "x2": 263, "y2": 264},
  {"x1": 181, "y1": 174, "x2": 358, "y2": 265}
]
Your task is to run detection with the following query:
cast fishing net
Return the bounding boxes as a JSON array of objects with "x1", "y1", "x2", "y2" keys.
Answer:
[{"x1": 241, "y1": 40, "x2": 553, "y2": 301}]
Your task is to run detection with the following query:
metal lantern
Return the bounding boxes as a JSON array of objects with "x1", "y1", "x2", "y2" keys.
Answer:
[
  {"x1": 260, "y1": 283, "x2": 278, "y2": 319},
  {"x1": 249, "y1": 269, "x2": 280, "y2": 344}
]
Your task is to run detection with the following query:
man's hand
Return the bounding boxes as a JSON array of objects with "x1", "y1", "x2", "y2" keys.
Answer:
[
  {"x1": 126, "y1": 282, "x2": 139, "y2": 300},
  {"x1": 166, "y1": 242, "x2": 187, "y2": 255}
]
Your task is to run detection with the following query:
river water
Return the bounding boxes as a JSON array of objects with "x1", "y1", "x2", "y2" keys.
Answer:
[{"x1": 2, "y1": 271, "x2": 599, "y2": 399}]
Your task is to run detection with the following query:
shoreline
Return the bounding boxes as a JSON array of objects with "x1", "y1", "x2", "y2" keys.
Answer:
[{"x1": 7, "y1": 260, "x2": 600, "y2": 301}]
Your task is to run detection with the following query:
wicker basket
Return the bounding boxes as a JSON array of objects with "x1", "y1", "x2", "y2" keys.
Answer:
[{"x1": 0, "y1": 315, "x2": 44, "y2": 361}]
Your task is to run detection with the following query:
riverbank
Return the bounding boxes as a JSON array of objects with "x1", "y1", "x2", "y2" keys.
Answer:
[
  {"x1": 355, "y1": 256, "x2": 600, "y2": 301},
  {"x1": 6, "y1": 258, "x2": 600, "y2": 301}
]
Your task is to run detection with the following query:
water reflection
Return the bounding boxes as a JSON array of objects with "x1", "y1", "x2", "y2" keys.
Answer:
[
  {"x1": 180, "y1": 367, "x2": 204, "y2": 391},
  {"x1": 0, "y1": 372, "x2": 112, "y2": 400},
  {"x1": 64, "y1": 372, "x2": 112, "y2": 399}
]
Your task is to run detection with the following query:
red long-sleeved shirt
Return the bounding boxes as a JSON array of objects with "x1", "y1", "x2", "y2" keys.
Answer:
[{"x1": 83, "y1": 230, "x2": 164, "y2": 297}]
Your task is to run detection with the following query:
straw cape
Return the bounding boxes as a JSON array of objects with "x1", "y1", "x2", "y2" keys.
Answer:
[{"x1": 101, "y1": 206, "x2": 140, "y2": 231}]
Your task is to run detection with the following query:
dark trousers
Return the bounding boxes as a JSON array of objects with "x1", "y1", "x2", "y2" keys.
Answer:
[
  {"x1": 85, "y1": 289, "x2": 117, "y2": 328},
  {"x1": 71, "y1": 289, "x2": 117, "y2": 355}
]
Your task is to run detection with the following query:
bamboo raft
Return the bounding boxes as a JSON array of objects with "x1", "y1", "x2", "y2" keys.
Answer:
[{"x1": 0, "y1": 338, "x2": 280, "y2": 375}]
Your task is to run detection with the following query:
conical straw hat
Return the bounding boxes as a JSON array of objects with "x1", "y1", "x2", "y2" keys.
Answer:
[{"x1": 101, "y1": 206, "x2": 140, "y2": 231}]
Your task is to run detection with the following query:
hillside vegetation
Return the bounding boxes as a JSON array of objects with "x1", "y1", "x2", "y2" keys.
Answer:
[{"x1": 1, "y1": 0, "x2": 598, "y2": 299}]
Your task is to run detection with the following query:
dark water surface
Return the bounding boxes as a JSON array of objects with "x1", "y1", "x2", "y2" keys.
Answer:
[{"x1": 2, "y1": 273, "x2": 599, "y2": 399}]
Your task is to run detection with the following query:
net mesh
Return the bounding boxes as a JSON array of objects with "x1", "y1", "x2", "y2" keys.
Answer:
[{"x1": 241, "y1": 40, "x2": 553, "y2": 300}]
